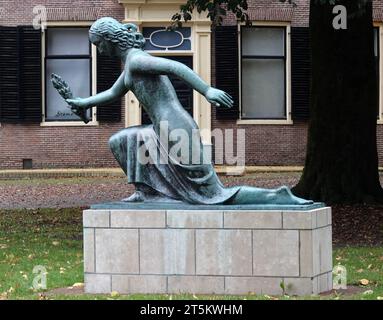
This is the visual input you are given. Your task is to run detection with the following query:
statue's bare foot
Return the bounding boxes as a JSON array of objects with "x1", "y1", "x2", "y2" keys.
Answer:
[
  {"x1": 122, "y1": 191, "x2": 145, "y2": 202},
  {"x1": 274, "y1": 186, "x2": 313, "y2": 205}
]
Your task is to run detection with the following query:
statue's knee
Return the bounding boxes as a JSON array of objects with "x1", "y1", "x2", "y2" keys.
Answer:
[
  {"x1": 108, "y1": 133, "x2": 120, "y2": 151},
  {"x1": 109, "y1": 125, "x2": 149, "y2": 152},
  {"x1": 108, "y1": 129, "x2": 130, "y2": 150}
]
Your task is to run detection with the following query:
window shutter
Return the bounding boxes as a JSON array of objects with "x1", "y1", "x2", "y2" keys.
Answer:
[
  {"x1": 214, "y1": 26, "x2": 239, "y2": 120},
  {"x1": 19, "y1": 26, "x2": 42, "y2": 123},
  {"x1": 291, "y1": 27, "x2": 311, "y2": 120},
  {"x1": 96, "y1": 52, "x2": 122, "y2": 122},
  {"x1": 0, "y1": 26, "x2": 41, "y2": 123},
  {"x1": 0, "y1": 26, "x2": 20, "y2": 122}
]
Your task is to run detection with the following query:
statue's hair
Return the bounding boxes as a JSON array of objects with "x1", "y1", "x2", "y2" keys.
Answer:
[{"x1": 89, "y1": 17, "x2": 145, "y2": 50}]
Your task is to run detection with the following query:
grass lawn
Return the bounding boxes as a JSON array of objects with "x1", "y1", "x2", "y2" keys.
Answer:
[{"x1": 0, "y1": 208, "x2": 382, "y2": 300}]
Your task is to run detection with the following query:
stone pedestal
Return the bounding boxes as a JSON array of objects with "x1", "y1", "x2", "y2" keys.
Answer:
[{"x1": 83, "y1": 205, "x2": 332, "y2": 296}]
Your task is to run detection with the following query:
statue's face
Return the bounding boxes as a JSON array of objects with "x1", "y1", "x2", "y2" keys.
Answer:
[{"x1": 89, "y1": 33, "x2": 116, "y2": 57}]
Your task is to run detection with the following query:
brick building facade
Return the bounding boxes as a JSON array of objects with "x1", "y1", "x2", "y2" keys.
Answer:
[{"x1": 0, "y1": 0, "x2": 382, "y2": 169}]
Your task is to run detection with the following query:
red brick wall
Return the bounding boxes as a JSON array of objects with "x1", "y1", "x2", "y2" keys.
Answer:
[
  {"x1": 211, "y1": 0, "x2": 383, "y2": 166},
  {"x1": 0, "y1": 0, "x2": 125, "y2": 169},
  {"x1": 0, "y1": 0, "x2": 124, "y2": 26}
]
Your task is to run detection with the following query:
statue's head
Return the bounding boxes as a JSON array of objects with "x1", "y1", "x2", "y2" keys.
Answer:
[{"x1": 89, "y1": 17, "x2": 145, "y2": 56}]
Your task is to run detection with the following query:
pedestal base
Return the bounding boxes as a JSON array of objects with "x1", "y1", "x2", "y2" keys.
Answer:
[{"x1": 83, "y1": 206, "x2": 332, "y2": 296}]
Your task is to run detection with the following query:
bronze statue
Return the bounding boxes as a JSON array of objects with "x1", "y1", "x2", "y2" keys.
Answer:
[{"x1": 53, "y1": 17, "x2": 312, "y2": 206}]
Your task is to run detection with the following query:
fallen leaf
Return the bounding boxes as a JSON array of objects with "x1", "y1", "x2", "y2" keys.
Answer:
[
  {"x1": 38, "y1": 293, "x2": 47, "y2": 300},
  {"x1": 72, "y1": 282, "x2": 84, "y2": 288},
  {"x1": 363, "y1": 290, "x2": 373, "y2": 295},
  {"x1": 110, "y1": 291, "x2": 119, "y2": 297},
  {"x1": 377, "y1": 296, "x2": 383, "y2": 300},
  {"x1": 367, "y1": 264, "x2": 373, "y2": 269},
  {"x1": 356, "y1": 269, "x2": 364, "y2": 273},
  {"x1": 52, "y1": 241, "x2": 60, "y2": 246},
  {"x1": 359, "y1": 279, "x2": 369, "y2": 286}
]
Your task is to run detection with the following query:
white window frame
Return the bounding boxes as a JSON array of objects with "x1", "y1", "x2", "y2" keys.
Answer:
[
  {"x1": 40, "y1": 21, "x2": 98, "y2": 127},
  {"x1": 375, "y1": 23, "x2": 383, "y2": 124},
  {"x1": 237, "y1": 21, "x2": 292, "y2": 125}
]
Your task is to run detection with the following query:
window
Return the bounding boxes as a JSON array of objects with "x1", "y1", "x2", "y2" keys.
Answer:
[
  {"x1": 240, "y1": 26, "x2": 287, "y2": 120},
  {"x1": 142, "y1": 27, "x2": 192, "y2": 51},
  {"x1": 44, "y1": 27, "x2": 92, "y2": 122}
]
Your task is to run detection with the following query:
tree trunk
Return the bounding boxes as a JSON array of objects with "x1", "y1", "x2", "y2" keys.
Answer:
[{"x1": 293, "y1": 0, "x2": 383, "y2": 204}]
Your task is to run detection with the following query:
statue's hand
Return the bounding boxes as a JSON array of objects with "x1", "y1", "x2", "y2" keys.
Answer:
[
  {"x1": 205, "y1": 87, "x2": 233, "y2": 108},
  {"x1": 66, "y1": 97, "x2": 89, "y2": 110}
]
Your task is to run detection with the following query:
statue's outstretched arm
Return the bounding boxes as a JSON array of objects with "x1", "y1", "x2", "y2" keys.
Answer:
[
  {"x1": 67, "y1": 72, "x2": 128, "y2": 108},
  {"x1": 130, "y1": 55, "x2": 233, "y2": 108}
]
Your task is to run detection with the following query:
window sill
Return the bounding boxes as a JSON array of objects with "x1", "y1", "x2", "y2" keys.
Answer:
[
  {"x1": 236, "y1": 119, "x2": 293, "y2": 125},
  {"x1": 40, "y1": 121, "x2": 99, "y2": 127}
]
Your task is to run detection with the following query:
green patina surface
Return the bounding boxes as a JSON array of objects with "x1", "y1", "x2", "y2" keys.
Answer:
[
  {"x1": 91, "y1": 201, "x2": 325, "y2": 211},
  {"x1": 52, "y1": 17, "x2": 313, "y2": 207}
]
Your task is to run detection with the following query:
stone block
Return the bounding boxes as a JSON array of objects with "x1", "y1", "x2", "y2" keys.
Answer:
[
  {"x1": 112, "y1": 275, "x2": 167, "y2": 294},
  {"x1": 283, "y1": 210, "x2": 316, "y2": 229},
  {"x1": 167, "y1": 210, "x2": 223, "y2": 228},
  {"x1": 225, "y1": 277, "x2": 283, "y2": 295},
  {"x1": 318, "y1": 272, "x2": 333, "y2": 293},
  {"x1": 111, "y1": 210, "x2": 165, "y2": 228},
  {"x1": 83, "y1": 210, "x2": 110, "y2": 228},
  {"x1": 224, "y1": 211, "x2": 282, "y2": 229},
  {"x1": 140, "y1": 229, "x2": 195, "y2": 274},
  {"x1": 168, "y1": 276, "x2": 224, "y2": 294},
  {"x1": 95, "y1": 229, "x2": 139, "y2": 273},
  {"x1": 253, "y1": 230, "x2": 299, "y2": 276},
  {"x1": 300, "y1": 226, "x2": 333, "y2": 277},
  {"x1": 85, "y1": 274, "x2": 111, "y2": 294},
  {"x1": 316, "y1": 208, "x2": 330, "y2": 228},
  {"x1": 283, "y1": 207, "x2": 331, "y2": 230},
  {"x1": 300, "y1": 230, "x2": 314, "y2": 277},
  {"x1": 313, "y1": 226, "x2": 333, "y2": 274},
  {"x1": 83, "y1": 228, "x2": 95, "y2": 273},
  {"x1": 327, "y1": 208, "x2": 332, "y2": 225},
  {"x1": 196, "y1": 230, "x2": 252, "y2": 276},
  {"x1": 284, "y1": 277, "x2": 316, "y2": 296}
]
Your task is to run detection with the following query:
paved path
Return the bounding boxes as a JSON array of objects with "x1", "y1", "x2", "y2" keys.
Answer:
[{"x1": 0, "y1": 173, "x2": 301, "y2": 209}]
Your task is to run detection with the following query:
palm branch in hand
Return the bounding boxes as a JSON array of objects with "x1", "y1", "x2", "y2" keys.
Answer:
[{"x1": 51, "y1": 73, "x2": 90, "y2": 124}]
